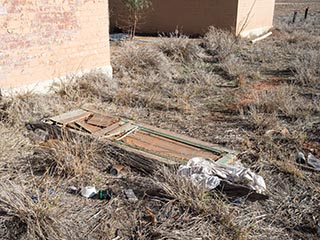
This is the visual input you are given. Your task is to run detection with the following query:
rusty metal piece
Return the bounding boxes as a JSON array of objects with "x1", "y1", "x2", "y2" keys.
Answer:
[{"x1": 109, "y1": 165, "x2": 124, "y2": 175}]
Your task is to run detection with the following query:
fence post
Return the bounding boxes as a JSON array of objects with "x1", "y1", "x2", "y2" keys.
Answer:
[
  {"x1": 304, "y1": 7, "x2": 309, "y2": 20},
  {"x1": 292, "y1": 11, "x2": 297, "y2": 23}
]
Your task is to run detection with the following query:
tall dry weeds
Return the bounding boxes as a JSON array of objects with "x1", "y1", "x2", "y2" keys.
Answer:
[
  {"x1": 0, "y1": 92, "x2": 61, "y2": 127},
  {"x1": 51, "y1": 72, "x2": 116, "y2": 103},
  {"x1": 112, "y1": 41, "x2": 174, "y2": 79},
  {"x1": 157, "y1": 35, "x2": 202, "y2": 63},
  {"x1": 203, "y1": 27, "x2": 240, "y2": 62},
  {"x1": 244, "y1": 85, "x2": 317, "y2": 121},
  {"x1": 0, "y1": 124, "x2": 32, "y2": 175},
  {"x1": 29, "y1": 135, "x2": 102, "y2": 180},
  {"x1": 293, "y1": 50, "x2": 320, "y2": 87}
]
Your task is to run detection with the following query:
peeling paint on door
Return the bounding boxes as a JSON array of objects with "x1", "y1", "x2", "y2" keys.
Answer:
[{"x1": 37, "y1": 109, "x2": 239, "y2": 170}]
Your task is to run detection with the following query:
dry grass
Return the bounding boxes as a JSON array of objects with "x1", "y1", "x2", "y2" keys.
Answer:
[
  {"x1": 51, "y1": 73, "x2": 116, "y2": 103},
  {"x1": 203, "y1": 27, "x2": 239, "y2": 62},
  {"x1": 242, "y1": 85, "x2": 318, "y2": 122},
  {"x1": 0, "y1": 124, "x2": 34, "y2": 180},
  {"x1": 0, "y1": 92, "x2": 60, "y2": 127},
  {"x1": 157, "y1": 34, "x2": 202, "y2": 63},
  {"x1": 0, "y1": 181, "x2": 66, "y2": 240},
  {"x1": 202, "y1": 27, "x2": 247, "y2": 80},
  {"x1": 29, "y1": 136, "x2": 101, "y2": 179},
  {"x1": 154, "y1": 167, "x2": 223, "y2": 216},
  {"x1": 0, "y1": 9, "x2": 319, "y2": 240},
  {"x1": 145, "y1": 167, "x2": 243, "y2": 239},
  {"x1": 293, "y1": 50, "x2": 320, "y2": 87},
  {"x1": 112, "y1": 41, "x2": 174, "y2": 79}
]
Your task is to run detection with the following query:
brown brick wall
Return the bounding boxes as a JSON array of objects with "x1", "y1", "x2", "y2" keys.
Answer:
[
  {"x1": 110, "y1": 0, "x2": 275, "y2": 36},
  {"x1": 0, "y1": 0, "x2": 111, "y2": 90},
  {"x1": 110, "y1": 0, "x2": 238, "y2": 36}
]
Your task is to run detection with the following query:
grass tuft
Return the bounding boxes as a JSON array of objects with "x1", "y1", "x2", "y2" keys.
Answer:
[{"x1": 0, "y1": 181, "x2": 66, "y2": 240}]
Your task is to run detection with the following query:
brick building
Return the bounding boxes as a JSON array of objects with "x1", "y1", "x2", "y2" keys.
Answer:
[
  {"x1": 110, "y1": 0, "x2": 275, "y2": 37},
  {"x1": 0, "y1": 0, "x2": 111, "y2": 92}
]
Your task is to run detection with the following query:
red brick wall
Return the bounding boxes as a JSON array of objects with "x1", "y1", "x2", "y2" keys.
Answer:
[{"x1": 0, "y1": 0, "x2": 111, "y2": 90}]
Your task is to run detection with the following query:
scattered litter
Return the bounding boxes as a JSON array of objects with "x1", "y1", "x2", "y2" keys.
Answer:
[
  {"x1": 307, "y1": 153, "x2": 320, "y2": 171},
  {"x1": 31, "y1": 194, "x2": 38, "y2": 203},
  {"x1": 110, "y1": 33, "x2": 129, "y2": 41},
  {"x1": 78, "y1": 186, "x2": 113, "y2": 200},
  {"x1": 251, "y1": 31, "x2": 272, "y2": 44},
  {"x1": 92, "y1": 189, "x2": 113, "y2": 200},
  {"x1": 81, "y1": 186, "x2": 97, "y2": 198},
  {"x1": 179, "y1": 157, "x2": 268, "y2": 201},
  {"x1": 179, "y1": 157, "x2": 266, "y2": 193},
  {"x1": 296, "y1": 152, "x2": 320, "y2": 171},
  {"x1": 109, "y1": 165, "x2": 124, "y2": 176},
  {"x1": 232, "y1": 198, "x2": 245, "y2": 205},
  {"x1": 65, "y1": 155, "x2": 73, "y2": 162},
  {"x1": 124, "y1": 189, "x2": 138, "y2": 203},
  {"x1": 67, "y1": 186, "x2": 79, "y2": 194},
  {"x1": 296, "y1": 152, "x2": 306, "y2": 164},
  {"x1": 179, "y1": 164, "x2": 221, "y2": 189},
  {"x1": 48, "y1": 188, "x2": 55, "y2": 195}
]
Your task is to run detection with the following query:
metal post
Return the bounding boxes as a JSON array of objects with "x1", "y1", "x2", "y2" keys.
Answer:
[
  {"x1": 304, "y1": 7, "x2": 309, "y2": 20},
  {"x1": 292, "y1": 11, "x2": 297, "y2": 23}
]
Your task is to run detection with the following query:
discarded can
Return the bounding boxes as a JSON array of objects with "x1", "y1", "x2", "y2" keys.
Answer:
[
  {"x1": 296, "y1": 152, "x2": 306, "y2": 164},
  {"x1": 31, "y1": 194, "x2": 38, "y2": 203},
  {"x1": 92, "y1": 189, "x2": 113, "y2": 200},
  {"x1": 124, "y1": 189, "x2": 138, "y2": 203},
  {"x1": 109, "y1": 165, "x2": 124, "y2": 176},
  {"x1": 81, "y1": 186, "x2": 97, "y2": 198},
  {"x1": 67, "y1": 186, "x2": 80, "y2": 194}
]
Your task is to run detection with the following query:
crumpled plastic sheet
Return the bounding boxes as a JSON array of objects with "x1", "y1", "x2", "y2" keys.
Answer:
[
  {"x1": 178, "y1": 157, "x2": 267, "y2": 193},
  {"x1": 307, "y1": 153, "x2": 320, "y2": 171}
]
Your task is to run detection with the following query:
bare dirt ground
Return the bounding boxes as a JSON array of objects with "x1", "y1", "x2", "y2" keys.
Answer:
[{"x1": 0, "y1": 1, "x2": 319, "y2": 240}]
